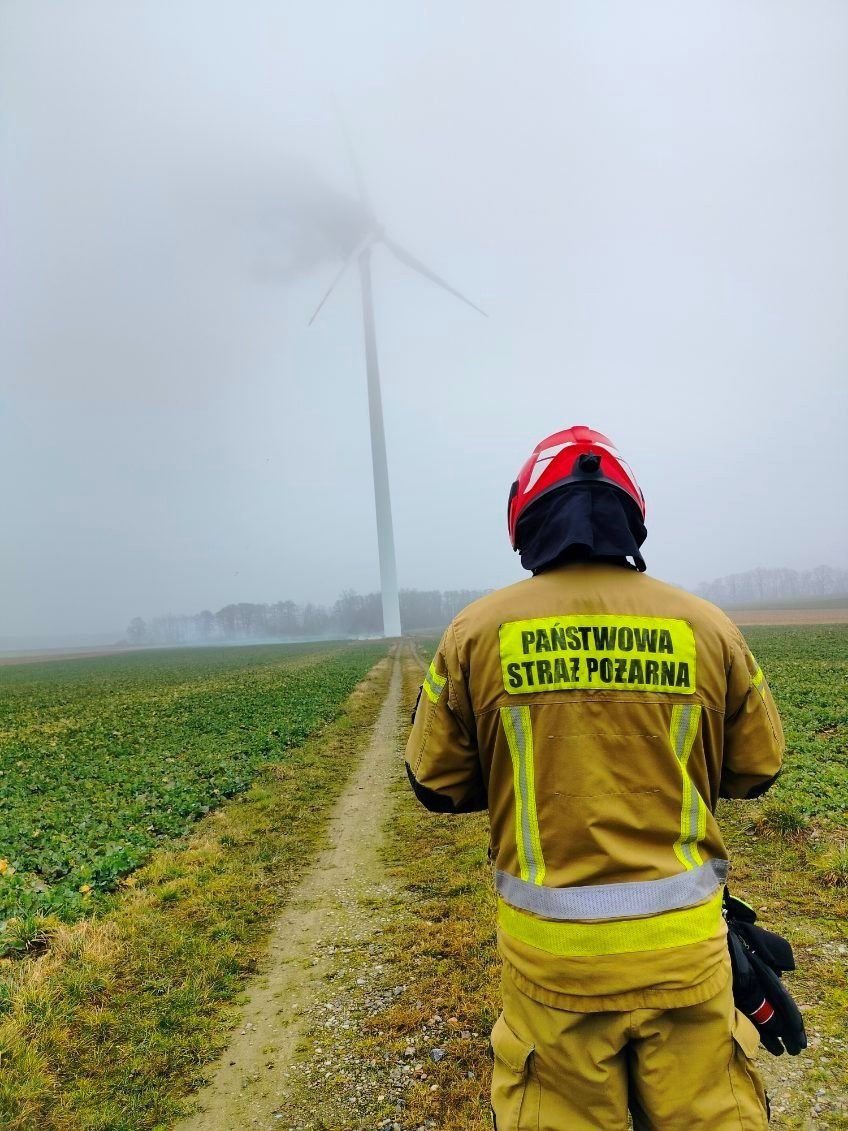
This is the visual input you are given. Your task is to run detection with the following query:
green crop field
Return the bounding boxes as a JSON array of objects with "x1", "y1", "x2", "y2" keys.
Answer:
[
  {"x1": 0, "y1": 642, "x2": 386, "y2": 954},
  {"x1": 735, "y1": 625, "x2": 848, "y2": 825}
]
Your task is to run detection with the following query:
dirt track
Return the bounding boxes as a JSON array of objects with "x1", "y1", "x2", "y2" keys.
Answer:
[{"x1": 174, "y1": 652, "x2": 401, "y2": 1131}]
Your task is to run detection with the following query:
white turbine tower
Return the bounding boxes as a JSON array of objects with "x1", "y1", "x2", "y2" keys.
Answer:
[{"x1": 308, "y1": 169, "x2": 485, "y2": 638}]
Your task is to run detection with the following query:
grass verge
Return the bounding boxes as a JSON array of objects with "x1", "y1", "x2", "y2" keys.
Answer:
[
  {"x1": 367, "y1": 646, "x2": 498, "y2": 1130},
  {"x1": 718, "y1": 805, "x2": 848, "y2": 1128},
  {"x1": 0, "y1": 652, "x2": 391, "y2": 1131}
]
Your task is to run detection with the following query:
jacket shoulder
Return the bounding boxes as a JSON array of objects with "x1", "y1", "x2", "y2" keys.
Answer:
[
  {"x1": 450, "y1": 577, "x2": 540, "y2": 628},
  {"x1": 640, "y1": 576, "x2": 744, "y2": 642}
]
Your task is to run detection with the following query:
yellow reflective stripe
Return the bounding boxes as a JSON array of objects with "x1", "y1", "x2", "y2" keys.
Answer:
[
  {"x1": 422, "y1": 679, "x2": 440, "y2": 703},
  {"x1": 498, "y1": 889, "x2": 723, "y2": 957},
  {"x1": 697, "y1": 782, "x2": 708, "y2": 844},
  {"x1": 500, "y1": 706, "x2": 546, "y2": 885},
  {"x1": 752, "y1": 666, "x2": 766, "y2": 698},
  {"x1": 422, "y1": 661, "x2": 446, "y2": 704},
  {"x1": 669, "y1": 703, "x2": 705, "y2": 871}
]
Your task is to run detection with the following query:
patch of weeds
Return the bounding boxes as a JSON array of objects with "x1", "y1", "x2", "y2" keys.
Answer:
[
  {"x1": 0, "y1": 913, "x2": 60, "y2": 957},
  {"x1": 813, "y1": 844, "x2": 848, "y2": 887},
  {"x1": 754, "y1": 798, "x2": 811, "y2": 839}
]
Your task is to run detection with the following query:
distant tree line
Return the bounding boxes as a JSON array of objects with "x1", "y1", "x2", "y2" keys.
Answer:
[
  {"x1": 125, "y1": 587, "x2": 490, "y2": 646},
  {"x1": 697, "y1": 565, "x2": 848, "y2": 607}
]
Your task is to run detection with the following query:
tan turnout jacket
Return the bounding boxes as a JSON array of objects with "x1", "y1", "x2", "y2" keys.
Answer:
[{"x1": 406, "y1": 563, "x2": 784, "y2": 1010}]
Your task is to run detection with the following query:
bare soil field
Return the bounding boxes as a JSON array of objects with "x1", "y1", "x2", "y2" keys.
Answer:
[
  {"x1": 730, "y1": 607, "x2": 848, "y2": 625},
  {"x1": 0, "y1": 646, "x2": 127, "y2": 665}
]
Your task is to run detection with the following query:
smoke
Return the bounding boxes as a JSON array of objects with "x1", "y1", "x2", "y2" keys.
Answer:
[
  {"x1": 1, "y1": 1, "x2": 846, "y2": 642},
  {"x1": 249, "y1": 160, "x2": 374, "y2": 284}
]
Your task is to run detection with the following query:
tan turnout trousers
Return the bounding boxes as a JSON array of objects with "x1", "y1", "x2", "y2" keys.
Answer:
[{"x1": 492, "y1": 971, "x2": 769, "y2": 1130}]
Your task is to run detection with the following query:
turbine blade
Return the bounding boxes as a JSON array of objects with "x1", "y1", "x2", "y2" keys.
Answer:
[
  {"x1": 333, "y1": 100, "x2": 375, "y2": 221},
  {"x1": 383, "y1": 237, "x2": 487, "y2": 317},
  {"x1": 307, "y1": 258, "x2": 351, "y2": 326},
  {"x1": 308, "y1": 234, "x2": 374, "y2": 325}
]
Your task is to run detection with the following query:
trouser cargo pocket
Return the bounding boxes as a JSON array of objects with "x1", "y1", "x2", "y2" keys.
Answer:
[{"x1": 490, "y1": 1012, "x2": 540, "y2": 1131}]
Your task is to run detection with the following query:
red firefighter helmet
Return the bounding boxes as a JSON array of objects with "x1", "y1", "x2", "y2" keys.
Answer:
[{"x1": 507, "y1": 425, "x2": 645, "y2": 550}]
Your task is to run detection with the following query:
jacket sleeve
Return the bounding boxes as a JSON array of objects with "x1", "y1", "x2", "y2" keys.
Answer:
[
  {"x1": 405, "y1": 624, "x2": 487, "y2": 814},
  {"x1": 720, "y1": 630, "x2": 785, "y2": 799}
]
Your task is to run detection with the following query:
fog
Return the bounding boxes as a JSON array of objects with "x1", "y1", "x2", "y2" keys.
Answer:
[{"x1": 2, "y1": 1, "x2": 846, "y2": 644}]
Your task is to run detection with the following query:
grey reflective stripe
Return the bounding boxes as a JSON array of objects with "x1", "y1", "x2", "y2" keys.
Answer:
[
  {"x1": 514, "y1": 706, "x2": 542, "y2": 884},
  {"x1": 674, "y1": 703, "x2": 693, "y2": 759},
  {"x1": 670, "y1": 702, "x2": 705, "y2": 870},
  {"x1": 494, "y1": 858, "x2": 728, "y2": 922},
  {"x1": 425, "y1": 669, "x2": 445, "y2": 696},
  {"x1": 680, "y1": 709, "x2": 700, "y2": 868}
]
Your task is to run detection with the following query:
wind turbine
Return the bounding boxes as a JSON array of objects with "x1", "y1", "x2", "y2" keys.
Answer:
[{"x1": 308, "y1": 163, "x2": 485, "y2": 639}]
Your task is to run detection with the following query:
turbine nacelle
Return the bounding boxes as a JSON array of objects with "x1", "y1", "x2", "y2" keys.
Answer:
[{"x1": 308, "y1": 228, "x2": 486, "y2": 326}]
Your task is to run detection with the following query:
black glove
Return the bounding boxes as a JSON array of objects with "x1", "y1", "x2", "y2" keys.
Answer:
[{"x1": 724, "y1": 887, "x2": 807, "y2": 1057}]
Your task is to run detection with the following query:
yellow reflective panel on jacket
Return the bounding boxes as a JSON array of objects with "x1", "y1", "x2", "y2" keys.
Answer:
[
  {"x1": 498, "y1": 889, "x2": 724, "y2": 957},
  {"x1": 499, "y1": 615, "x2": 697, "y2": 695}
]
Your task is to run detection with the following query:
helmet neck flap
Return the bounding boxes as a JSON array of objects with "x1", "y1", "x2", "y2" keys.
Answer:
[{"x1": 516, "y1": 481, "x2": 647, "y2": 575}]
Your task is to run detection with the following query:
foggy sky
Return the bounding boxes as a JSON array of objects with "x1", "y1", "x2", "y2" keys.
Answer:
[{"x1": 2, "y1": 1, "x2": 847, "y2": 642}]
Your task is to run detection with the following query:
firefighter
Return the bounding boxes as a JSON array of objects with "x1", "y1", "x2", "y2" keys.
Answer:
[{"x1": 405, "y1": 425, "x2": 784, "y2": 1130}]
